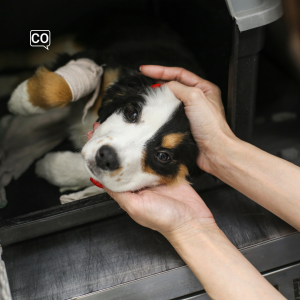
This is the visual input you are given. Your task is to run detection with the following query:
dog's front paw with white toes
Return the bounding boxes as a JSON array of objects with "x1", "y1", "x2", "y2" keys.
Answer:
[
  {"x1": 8, "y1": 80, "x2": 46, "y2": 115},
  {"x1": 35, "y1": 151, "x2": 92, "y2": 188}
]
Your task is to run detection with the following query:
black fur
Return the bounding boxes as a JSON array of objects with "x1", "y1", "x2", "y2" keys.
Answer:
[
  {"x1": 98, "y1": 70, "x2": 199, "y2": 179},
  {"x1": 98, "y1": 69, "x2": 155, "y2": 123},
  {"x1": 144, "y1": 103, "x2": 199, "y2": 178},
  {"x1": 96, "y1": 68, "x2": 199, "y2": 179}
]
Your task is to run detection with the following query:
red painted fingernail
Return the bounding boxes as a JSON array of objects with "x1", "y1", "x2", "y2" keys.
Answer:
[{"x1": 90, "y1": 177, "x2": 104, "y2": 189}]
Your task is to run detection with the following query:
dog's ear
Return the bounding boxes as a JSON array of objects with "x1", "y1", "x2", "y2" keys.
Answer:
[{"x1": 8, "y1": 58, "x2": 103, "y2": 116}]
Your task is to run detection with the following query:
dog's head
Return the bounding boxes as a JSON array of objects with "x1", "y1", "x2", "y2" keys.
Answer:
[{"x1": 82, "y1": 69, "x2": 198, "y2": 192}]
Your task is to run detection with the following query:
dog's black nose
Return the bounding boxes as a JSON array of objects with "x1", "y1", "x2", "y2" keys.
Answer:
[{"x1": 96, "y1": 145, "x2": 119, "y2": 171}]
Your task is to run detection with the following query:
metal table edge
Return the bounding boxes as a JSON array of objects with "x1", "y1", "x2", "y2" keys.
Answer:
[
  {"x1": 66, "y1": 232, "x2": 300, "y2": 300},
  {"x1": 0, "y1": 198, "x2": 123, "y2": 246}
]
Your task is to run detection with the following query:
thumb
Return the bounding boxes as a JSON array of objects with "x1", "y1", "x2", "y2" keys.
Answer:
[{"x1": 166, "y1": 81, "x2": 206, "y2": 107}]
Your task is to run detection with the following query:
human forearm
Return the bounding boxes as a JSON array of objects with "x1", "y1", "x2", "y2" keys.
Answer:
[
  {"x1": 166, "y1": 222, "x2": 285, "y2": 300},
  {"x1": 206, "y1": 135, "x2": 300, "y2": 230}
]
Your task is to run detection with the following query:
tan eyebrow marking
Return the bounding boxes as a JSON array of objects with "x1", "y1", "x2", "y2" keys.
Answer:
[
  {"x1": 158, "y1": 164, "x2": 189, "y2": 186},
  {"x1": 162, "y1": 132, "x2": 187, "y2": 149}
]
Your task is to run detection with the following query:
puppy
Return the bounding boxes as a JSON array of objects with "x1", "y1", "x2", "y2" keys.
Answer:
[
  {"x1": 8, "y1": 18, "x2": 202, "y2": 199},
  {"x1": 82, "y1": 70, "x2": 198, "y2": 192}
]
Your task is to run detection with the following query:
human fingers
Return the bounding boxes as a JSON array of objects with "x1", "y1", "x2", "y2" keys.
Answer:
[
  {"x1": 106, "y1": 186, "x2": 196, "y2": 233},
  {"x1": 142, "y1": 184, "x2": 213, "y2": 218},
  {"x1": 93, "y1": 122, "x2": 100, "y2": 131},
  {"x1": 104, "y1": 187, "x2": 176, "y2": 232},
  {"x1": 104, "y1": 187, "x2": 141, "y2": 215},
  {"x1": 87, "y1": 122, "x2": 100, "y2": 141},
  {"x1": 166, "y1": 81, "x2": 207, "y2": 107},
  {"x1": 167, "y1": 81, "x2": 224, "y2": 116},
  {"x1": 140, "y1": 183, "x2": 196, "y2": 202},
  {"x1": 140, "y1": 65, "x2": 219, "y2": 97},
  {"x1": 87, "y1": 131, "x2": 93, "y2": 141}
]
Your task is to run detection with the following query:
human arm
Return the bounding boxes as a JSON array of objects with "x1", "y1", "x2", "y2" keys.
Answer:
[
  {"x1": 141, "y1": 65, "x2": 300, "y2": 231},
  {"x1": 87, "y1": 122, "x2": 284, "y2": 300},
  {"x1": 86, "y1": 67, "x2": 288, "y2": 299},
  {"x1": 105, "y1": 185, "x2": 285, "y2": 300}
]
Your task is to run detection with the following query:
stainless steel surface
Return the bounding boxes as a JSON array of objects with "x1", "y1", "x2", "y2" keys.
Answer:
[
  {"x1": 3, "y1": 186, "x2": 299, "y2": 300},
  {"x1": 68, "y1": 266, "x2": 203, "y2": 300},
  {"x1": 241, "y1": 232, "x2": 300, "y2": 272},
  {"x1": 176, "y1": 294, "x2": 211, "y2": 300},
  {"x1": 66, "y1": 233, "x2": 300, "y2": 300},
  {"x1": 0, "y1": 194, "x2": 123, "y2": 246},
  {"x1": 175, "y1": 263, "x2": 300, "y2": 300},
  {"x1": 264, "y1": 263, "x2": 300, "y2": 299},
  {"x1": 225, "y1": 0, "x2": 282, "y2": 31}
]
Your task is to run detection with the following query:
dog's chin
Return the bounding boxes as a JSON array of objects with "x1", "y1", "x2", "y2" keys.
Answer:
[{"x1": 102, "y1": 180, "x2": 156, "y2": 193}]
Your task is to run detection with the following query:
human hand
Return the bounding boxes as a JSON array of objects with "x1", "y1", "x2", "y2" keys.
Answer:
[
  {"x1": 140, "y1": 65, "x2": 237, "y2": 174},
  {"x1": 87, "y1": 122, "x2": 100, "y2": 141},
  {"x1": 105, "y1": 183, "x2": 218, "y2": 243},
  {"x1": 86, "y1": 124, "x2": 218, "y2": 242}
]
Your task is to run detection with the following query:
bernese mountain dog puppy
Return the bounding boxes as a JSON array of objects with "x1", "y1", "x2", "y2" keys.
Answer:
[
  {"x1": 83, "y1": 73, "x2": 198, "y2": 192},
  {"x1": 7, "y1": 16, "x2": 203, "y2": 198}
]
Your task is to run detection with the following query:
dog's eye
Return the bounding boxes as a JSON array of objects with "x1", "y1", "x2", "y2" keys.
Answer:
[
  {"x1": 125, "y1": 107, "x2": 138, "y2": 123},
  {"x1": 155, "y1": 151, "x2": 171, "y2": 163}
]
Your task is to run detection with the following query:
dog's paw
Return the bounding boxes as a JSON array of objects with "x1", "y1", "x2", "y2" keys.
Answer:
[
  {"x1": 35, "y1": 151, "x2": 91, "y2": 188},
  {"x1": 8, "y1": 80, "x2": 46, "y2": 115},
  {"x1": 60, "y1": 186, "x2": 106, "y2": 204}
]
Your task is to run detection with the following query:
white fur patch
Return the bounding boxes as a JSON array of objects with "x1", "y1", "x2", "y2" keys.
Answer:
[
  {"x1": 82, "y1": 86, "x2": 181, "y2": 192},
  {"x1": 8, "y1": 80, "x2": 46, "y2": 115},
  {"x1": 35, "y1": 151, "x2": 92, "y2": 188}
]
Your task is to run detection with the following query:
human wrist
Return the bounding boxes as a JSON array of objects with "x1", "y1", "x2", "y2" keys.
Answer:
[
  {"x1": 198, "y1": 129, "x2": 242, "y2": 177},
  {"x1": 163, "y1": 219, "x2": 225, "y2": 248}
]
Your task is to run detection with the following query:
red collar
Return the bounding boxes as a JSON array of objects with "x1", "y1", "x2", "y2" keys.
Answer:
[
  {"x1": 151, "y1": 83, "x2": 162, "y2": 89},
  {"x1": 90, "y1": 177, "x2": 104, "y2": 189}
]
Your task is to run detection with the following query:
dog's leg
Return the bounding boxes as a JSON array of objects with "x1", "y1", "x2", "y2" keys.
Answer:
[
  {"x1": 60, "y1": 186, "x2": 105, "y2": 204},
  {"x1": 8, "y1": 66, "x2": 73, "y2": 115},
  {"x1": 35, "y1": 151, "x2": 92, "y2": 189}
]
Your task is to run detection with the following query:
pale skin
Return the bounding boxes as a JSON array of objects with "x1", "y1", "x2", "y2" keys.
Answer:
[{"x1": 87, "y1": 66, "x2": 300, "y2": 299}]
